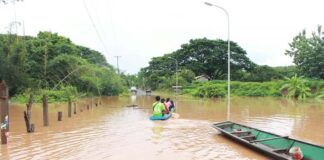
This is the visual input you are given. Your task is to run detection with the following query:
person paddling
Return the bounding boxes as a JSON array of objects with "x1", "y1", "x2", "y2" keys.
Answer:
[{"x1": 152, "y1": 96, "x2": 165, "y2": 117}]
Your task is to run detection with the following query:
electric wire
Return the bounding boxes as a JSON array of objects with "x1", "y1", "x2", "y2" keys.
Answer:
[{"x1": 82, "y1": 0, "x2": 109, "y2": 55}]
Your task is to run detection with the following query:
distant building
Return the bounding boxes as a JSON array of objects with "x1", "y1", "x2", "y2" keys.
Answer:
[{"x1": 195, "y1": 75, "x2": 211, "y2": 82}]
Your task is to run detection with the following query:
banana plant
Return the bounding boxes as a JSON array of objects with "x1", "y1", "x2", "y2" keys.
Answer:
[{"x1": 280, "y1": 74, "x2": 311, "y2": 100}]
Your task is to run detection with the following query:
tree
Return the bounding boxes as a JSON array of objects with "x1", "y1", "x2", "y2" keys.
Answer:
[
  {"x1": 239, "y1": 65, "x2": 282, "y2": 82},
  {"x1": 174, "y1": 38, "x2": 255, "y2": 79},
  {"x1": 0, "y1": 32, "x2": 125, "y2": 97},
  {"x1": 47, "y1": 54, "x2": 88, "y2": 88},
  {"x1": 120, "y1": 73, "x2": 138, "y2": 88},
  {"x1": 286, "y1": 26, "x2": 324, "y2": 79},
  {"x1": 77, "y1": 45, "x2": 108, "y2": 66},
  {"x1": 139, "y1": 38, "x2": 256, "y2": 89},
  {"x1": 179, "y1": 69, "x2": 195, "y2": 83},
  {"x1": 142, "y1": 38, "x2": 255, "y2": 81},
  {"x1": 0, "y1": 34, "x2": 30, "y2": 95},
  {"x1": 273, "y1": 66, "x2": 297, "y2": 79}
]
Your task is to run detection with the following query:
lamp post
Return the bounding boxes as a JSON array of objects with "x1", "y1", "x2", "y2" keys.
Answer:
[
  {"x1": 168, "y1": 57, "x2": 178, "y2": 94},
  {"x1": 114, "y1": 56, "x2": 121, "y2": 75},
  {"x1": 204, "y1": 2, "x2": 231, "y2": 120}
]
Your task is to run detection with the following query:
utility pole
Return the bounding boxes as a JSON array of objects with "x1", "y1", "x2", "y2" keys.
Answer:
[{"x1": 114, "y1": 56, "x2": 121, "y2": 74}]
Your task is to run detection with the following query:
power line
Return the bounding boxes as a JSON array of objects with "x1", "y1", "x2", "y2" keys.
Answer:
[
  {"x1": 82, "y1": 0, "x2": 109, "y2": 56},
  {"x1": 106, "y1": 0, "x2": 118, "y2": 50}
]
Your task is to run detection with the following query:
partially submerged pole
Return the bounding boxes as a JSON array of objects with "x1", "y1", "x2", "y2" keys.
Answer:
[
  {"x1": 91, "y1": 97, "x2": 93, "y2": 109},
  {"x1": 43, "y1": 95, "x2": 49, "y2": 126},
  {"x1": 58, "y1": 112, "x2": 62, "y2": 121},
  {"x1": 0, "y1": 80, "x2": 9, "y2": 144},
  {"x1": 68, "y1": 98, "x2": 72, "y2": 118},
  {"x1": 24, "y1": 94, "x2": 35, "y2": 133},
  {"x1": 73, "y1": 102, "x2": 77, "y2": 114}
]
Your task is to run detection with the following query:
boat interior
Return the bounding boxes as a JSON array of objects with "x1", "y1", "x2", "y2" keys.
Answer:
[{"x1": 213, "y1": 122, "x2": 324, "y2": 160}]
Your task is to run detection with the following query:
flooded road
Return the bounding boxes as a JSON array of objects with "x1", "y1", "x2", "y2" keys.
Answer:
[{"x1": 1, "y1": 95, "x2": 324, "y2": 159}]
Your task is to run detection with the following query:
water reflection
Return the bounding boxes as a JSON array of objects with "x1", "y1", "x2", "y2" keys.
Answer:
[
  {"x1": 152, "y1": 125, "x2": 164, "y2": 141},
  {"x1": 0, "y1": 96, "x2": 323, "y2": 159},
  {"x1": 131, "y1": 95, "x2": 136, "y2": 105}
]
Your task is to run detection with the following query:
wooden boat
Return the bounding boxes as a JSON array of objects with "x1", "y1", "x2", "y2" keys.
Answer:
[
  {"x1": 212, "y1": 121, "x2": 324, "y2": 160},
  {"x1": 150, "y1": 113, "x2": 172, "y2": 121}
]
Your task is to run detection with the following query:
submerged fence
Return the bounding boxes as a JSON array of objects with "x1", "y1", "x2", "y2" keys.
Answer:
[{"x1": 0, "y1": 82, "x2": 103, "y2": 145}]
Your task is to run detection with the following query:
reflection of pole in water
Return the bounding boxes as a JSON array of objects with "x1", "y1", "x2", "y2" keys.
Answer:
[
  {"x1": 141, "y1": 95, "x2": 146, "y2": 108},
  {"x1": 175, "y1": 95, "x2": 178, "y2": 113},
  {"x1": 131, "y1": 95, "x2": 136, "y2": 105},
  {"x1": 114, "y1": 56, "x2": 121, "y2": 74}
]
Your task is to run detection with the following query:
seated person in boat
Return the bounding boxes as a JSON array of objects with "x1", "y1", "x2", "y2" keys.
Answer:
[
  {"x1": 160, "y1": 98, "x2": 169, "y2": 114},
  {"x1": 169, "y1": 100, "x2": 176, "y2": 112},
  {"x1": 152, "y1": 96, "x2": 166, "y2": 117},
  {"x1": 164, "y1": 98, "x2": 171, "y2": 111}
]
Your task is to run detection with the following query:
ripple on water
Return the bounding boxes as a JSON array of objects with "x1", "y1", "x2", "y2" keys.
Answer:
[
  {"x1": 246, "y1": 114, "x2": 300, "y2": 136},
  {"x1": 149, "y1": 119, "x2": 253, "y2": 160},
  {"x1": 0, "y1": 100, "x2": 286, "y2": 160}
]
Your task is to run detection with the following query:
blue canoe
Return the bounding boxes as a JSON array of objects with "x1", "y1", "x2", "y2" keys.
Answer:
[{"x1": 150, "y1": 113, "x2": 172, "y2": 121}]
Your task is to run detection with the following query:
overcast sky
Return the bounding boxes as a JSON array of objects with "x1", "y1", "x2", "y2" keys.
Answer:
[{"x1": 1, "y1": 0, "x2": 323, "y2": 74}]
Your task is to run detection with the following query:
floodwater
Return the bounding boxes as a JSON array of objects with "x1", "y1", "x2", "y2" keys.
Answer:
[{"x1": 1, "y1": 95, "x2": 324, "y2": 160}]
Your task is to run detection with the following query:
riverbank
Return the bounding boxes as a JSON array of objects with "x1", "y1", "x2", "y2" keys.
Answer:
[
  {"x1": 11, "y1": 89, "x2": 131, "y2": 104},
  {"x1": 181, "y1": 80, "x2": 324, "y2": 99}
]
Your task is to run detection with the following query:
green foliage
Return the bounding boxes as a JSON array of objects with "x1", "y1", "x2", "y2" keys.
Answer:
[
  {"x1": 316, "y1": 88, "x2": 324, "y2": 100},
  {"x1": 0, "y1": 32, "x2": 125, "y2": 99},
  {"x1": 193, "y1": 84, "x2": 226, "y2": 98},
  {"x1": 273, "y1": 66, "x2": 297, "y2": 79},
  {"x1": 280, "y1": 75, "x2": 311, "y2": 100},
  {"x1": 60, "y1": 85, "x2": 78, "y2": 102},
  {"x1": 12, "y1": 89, "x2": 69, "y2": 103},
  {"x1": 139, "y1": 38, "x2": 260, "y2": 90},
  {"x1": 138, "y1": 38, "x2": 298, "y2": 91},
  {"x1": 238, "y1": 65, "x2": 283, "y2": 82},
  {"x1": 183, "y1": 80, "x2": 286, "y2": 98},
  {"x1": 78, "y1": 45, "x2": 108, "y2": 66},
  {"x1": 286, "y1": 26, "x2": 324, "y2": 79},
  {"x1": 179, "y1": 69, "x2": 195, "y2": 83},
  {"x1": 120, "y1": 73, "x2": 139, "y2": 88}
]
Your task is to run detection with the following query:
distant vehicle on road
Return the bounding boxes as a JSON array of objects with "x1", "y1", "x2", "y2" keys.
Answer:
[{"x1": 130, "y1": 86, "x2": 137, "y2": 93}]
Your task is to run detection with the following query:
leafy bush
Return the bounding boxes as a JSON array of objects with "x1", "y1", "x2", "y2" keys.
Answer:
[
  {"x1": 193, "y1": 84, "x2": 226, "y2": 98},
  {"x1": 182, "y1": 79, "x2": 324, "y2": 99},
  {"x1": 184, "y1": 80, "x2": 286, "y2": 98},
  {"x1": 11, "y1": 86, "x2": 85, "y2": 103}
]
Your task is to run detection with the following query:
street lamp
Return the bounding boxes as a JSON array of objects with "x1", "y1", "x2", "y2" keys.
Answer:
[
  {"x1": 168, "y1": 57, "x2": 178, "y2": 94},
  {"x1": 204, "y1": 2, "x2": 231, "y2": 120}
]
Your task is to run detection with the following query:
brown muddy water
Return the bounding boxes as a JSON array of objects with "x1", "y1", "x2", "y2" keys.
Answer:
[{"x1": 1, "y1": 95, "x2": 324, "y2": 160}]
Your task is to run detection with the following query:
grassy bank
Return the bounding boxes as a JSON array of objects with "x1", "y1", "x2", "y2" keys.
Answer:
[{"x1": 181, "y1": 80, "x2": 324, "y2": 98}]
